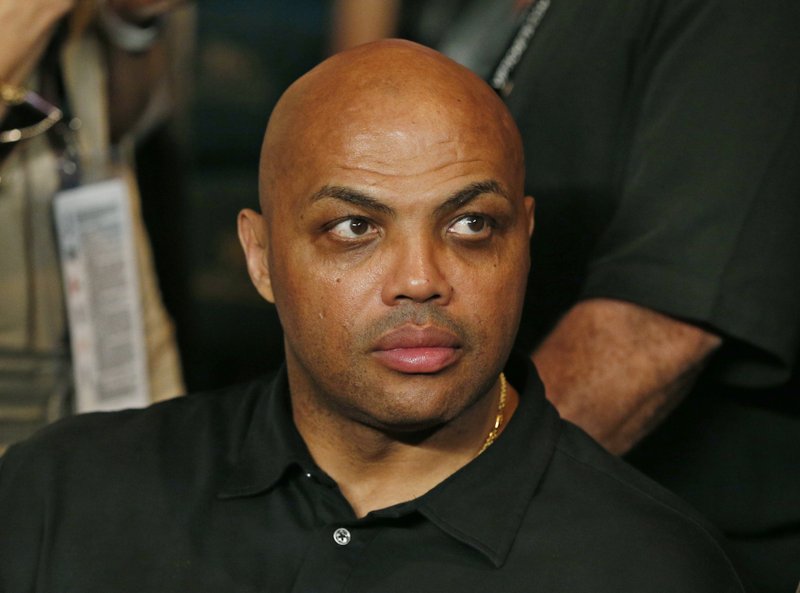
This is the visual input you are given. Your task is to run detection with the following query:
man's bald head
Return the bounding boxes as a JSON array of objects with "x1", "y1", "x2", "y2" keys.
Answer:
[{"x1": 258, "y1": 39, "x2": 525, "y2": 214}]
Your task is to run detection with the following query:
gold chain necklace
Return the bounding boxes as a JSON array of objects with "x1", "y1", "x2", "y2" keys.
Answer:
[{"x1": 478, "y1": 372, "x2": 507, "y2": 455}]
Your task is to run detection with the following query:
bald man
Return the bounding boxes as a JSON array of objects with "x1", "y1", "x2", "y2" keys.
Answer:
[{"x1": 0, "y1": 41, "x2": 747, "y2": 592}]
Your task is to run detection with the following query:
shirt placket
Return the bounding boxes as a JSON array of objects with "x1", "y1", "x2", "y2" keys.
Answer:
[{"x1": 289, "y1": 471, "x2": 378, "y2": 593}]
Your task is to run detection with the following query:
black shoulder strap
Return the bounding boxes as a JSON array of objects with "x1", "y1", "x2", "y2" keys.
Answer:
[{"x1": 436, "y1": 0, "x2": 551, "y2": 96}]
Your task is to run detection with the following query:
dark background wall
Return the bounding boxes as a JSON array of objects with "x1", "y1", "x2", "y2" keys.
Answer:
[{"x1": 140, "y1": 1, "x2": 332, "y2": 391}]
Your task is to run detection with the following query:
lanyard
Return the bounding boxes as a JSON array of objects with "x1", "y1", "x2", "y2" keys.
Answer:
[
  {"x1": 0, "y1": 27, "x2": 81, "y2": 187},
  {"x1": 490, "y1": 0, "x2": 551, "y2": 97},
  {"x1": 40, "y1": 34, "x2": 83, "y2": 190}
]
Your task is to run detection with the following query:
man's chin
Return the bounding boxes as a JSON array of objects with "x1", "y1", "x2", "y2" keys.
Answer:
[
  {"x1": 351, "y1": 396, "x2": 466, "y2": 442},
  {"x1": 376, "y1": 421, "x2": 444, "y2": 445}
]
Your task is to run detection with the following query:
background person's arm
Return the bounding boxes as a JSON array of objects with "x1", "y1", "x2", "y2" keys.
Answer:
[
  {"x1": 0, "y1": 0, "x2": 187, "y2": 138},
  {"x1": 533, "y1": 298, "x2": 721, "y2": 454},
  {"x1": 530, "y1": 0, "x2": 800, "y2": 457},
  {"x1": 0, "y1": 0, "x2": 74, "y2": 120}
]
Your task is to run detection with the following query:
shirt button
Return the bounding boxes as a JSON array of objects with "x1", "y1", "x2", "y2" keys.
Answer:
[{"x1": 333, "y1": 527, "x2": 351, "y2": 546}]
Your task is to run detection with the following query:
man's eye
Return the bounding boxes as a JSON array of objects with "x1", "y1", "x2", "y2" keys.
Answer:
[
  {"x1": 329, "y1": 217, "x2": 377, "y2": 240},
  {"x1": 448, "y1": 215, "x2": 492, "y2": 238}
]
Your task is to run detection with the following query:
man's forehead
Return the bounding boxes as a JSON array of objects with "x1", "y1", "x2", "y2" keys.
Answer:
[
  {"x1": 271, "y1": 127, "x2": 517, "y2": 218},
  {"x1": 259, "y1": 40, "x2": 523, "y2": 211}
]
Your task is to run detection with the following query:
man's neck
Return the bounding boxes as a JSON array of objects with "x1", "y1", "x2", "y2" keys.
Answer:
[{"x1": 291, "y1": 381, "x2": 519, "y2": 519}]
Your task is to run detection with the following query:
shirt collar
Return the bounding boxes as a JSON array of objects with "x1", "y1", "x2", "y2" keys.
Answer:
[
  {"x1": 218, "y1": 354, "x2": 561, "y2": 567},
  {"x1": 414, "y1": 354, "x2": 561, "y2": 567},
  {"x1": 217, "y1": 367, "x2": 313, "y2": 498}
]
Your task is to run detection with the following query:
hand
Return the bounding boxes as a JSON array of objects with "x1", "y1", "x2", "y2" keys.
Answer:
[{"x1": 0, "y1": 0, "x2": 75, "y2": 85}]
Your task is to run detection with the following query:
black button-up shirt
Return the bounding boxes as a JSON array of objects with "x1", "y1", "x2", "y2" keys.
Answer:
[{"x1": 0, "y1": 357, "x2": 748, "y2": 592}]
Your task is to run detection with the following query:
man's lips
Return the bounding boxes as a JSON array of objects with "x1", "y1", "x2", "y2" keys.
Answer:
[{"x1": 371, "y1": 326, "x2": 462, "y2": 374}]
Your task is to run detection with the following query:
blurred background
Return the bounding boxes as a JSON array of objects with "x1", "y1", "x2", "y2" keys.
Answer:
[{"x1": 142, "y1": 1, "x2": 333, "y2": 390}]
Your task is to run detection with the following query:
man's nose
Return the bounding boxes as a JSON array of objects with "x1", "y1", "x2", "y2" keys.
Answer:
[{"x1": 380, "y1": 236, "x2": 454, "y2": 306}]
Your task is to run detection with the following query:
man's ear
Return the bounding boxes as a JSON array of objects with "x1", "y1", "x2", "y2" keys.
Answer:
[
  {"x1": 524, "y1": 195, "x2": 535, "y2": 238},
  {"x1": 237, "y1": 208, "x2": 275, "y2": 303}
]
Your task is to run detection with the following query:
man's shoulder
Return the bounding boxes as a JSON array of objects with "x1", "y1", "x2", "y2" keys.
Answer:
[
  {"x1": 0, "y1": 373, "x2": 276, "y2": 486},
  {"x1": 516, "y1": 421, "x2": 748, "y2": 590},
  {"x1": 551, "y1": 421, "x2": 720, "y2": 530}
]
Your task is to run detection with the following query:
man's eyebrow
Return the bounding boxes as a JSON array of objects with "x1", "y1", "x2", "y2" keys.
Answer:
[
  {"x1": 310, "y1": 185, "x2": 394, "y2": 216},
  {"x1": 434, "y1": 180, "x2": 510, "y2": 216},
  {"x1": 309, "y1": 180, "x2": 508, "y2": 216}
]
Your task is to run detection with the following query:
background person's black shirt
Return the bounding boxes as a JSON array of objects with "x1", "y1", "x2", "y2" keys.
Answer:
[
  {"x1": 0, "y1": 357, "x2": 747, "y2": 592},
  {"x1": 431, "y1": 1, "x2": 800, "y2": 589}
]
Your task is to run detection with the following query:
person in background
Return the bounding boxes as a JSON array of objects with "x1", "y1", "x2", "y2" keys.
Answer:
[
  {"x1": 330, "y1": 0, "x2": 400, "y2": 54},
  {"x1": 330, "y1": 2, "x2": 800, "y2": 592},
  {"x1": 0, "y1": 0, "x2": 188, "y2": 450}
]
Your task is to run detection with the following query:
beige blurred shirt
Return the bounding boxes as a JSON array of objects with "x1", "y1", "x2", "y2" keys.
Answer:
[{"x1": 0, "y1": 15, "x2": 185, "y2": 449}]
